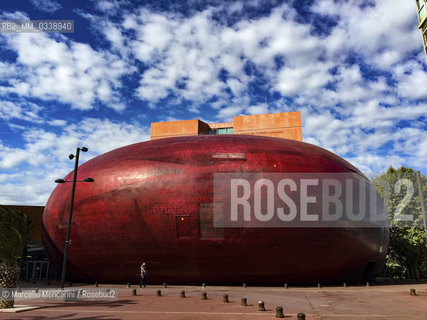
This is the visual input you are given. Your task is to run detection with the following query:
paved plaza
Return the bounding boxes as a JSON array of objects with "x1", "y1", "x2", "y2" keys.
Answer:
[{"x1": 1, "y1": 281, "x2": 426, "y2": 319}]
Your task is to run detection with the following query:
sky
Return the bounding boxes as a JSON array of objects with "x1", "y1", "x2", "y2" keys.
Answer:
[{"x1": 0, "y1": 0, "x2": 426, "y2": 205}]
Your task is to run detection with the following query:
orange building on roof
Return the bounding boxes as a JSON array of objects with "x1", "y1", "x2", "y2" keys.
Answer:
[{"x1": 150, "y1": 111, "x2": 302, "y2": 141}]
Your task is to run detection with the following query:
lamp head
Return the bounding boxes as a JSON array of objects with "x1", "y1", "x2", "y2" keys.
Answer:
[
  {"x1": 81, "y1": 147, "x2": 88, "y2": 152},
  {"x1": 68, "y1": 154, "x2": 75, "y2": 160},
  {"x1": 84, "y1": 177, "x2": 95, "y2": 182},
  {"x1": 55, "y1": 179, "x2": 65, "y2": 183}
]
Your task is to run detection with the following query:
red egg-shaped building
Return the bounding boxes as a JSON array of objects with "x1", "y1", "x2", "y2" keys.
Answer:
[{"x1": 42, "y1": 135, "x2": 388, "y2": 284}]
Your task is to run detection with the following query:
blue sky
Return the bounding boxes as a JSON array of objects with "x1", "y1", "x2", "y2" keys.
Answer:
[{"x1": 0, "y1": 0, "x2": 426, "y2": 205}]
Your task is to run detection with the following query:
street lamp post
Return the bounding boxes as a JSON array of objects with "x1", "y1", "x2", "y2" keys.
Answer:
[{"x1": 55, "y1": 147, "x2": 94, "y2": 289}]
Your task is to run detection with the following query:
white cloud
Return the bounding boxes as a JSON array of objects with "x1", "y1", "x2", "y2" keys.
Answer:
[
  {"x1": 394, "y1": 60, "x2": 427, "y2": 100},
  {"x1": 0, "y1": 61, "x2": 17, "y2": 78},
  {"x1": 29, "y1": 0, "x2": 62, "y2": 13},
  {"x1": 226, "y1": 78, "x2": 245, "y2": 96},
  {"x1": 0, "y1": 145, "x2": 28, "y2": 169},
  {"x1": 47, "y1": 119, "x2": 67, "y2": 126},
  {"x1": 0, "y1": 100, "x2": 42, "y2": 122},
  {"x1": 391, "y1": 127, "x2": 427, "y2": 169},
  {"x1": 296, "y1": 98, "x2": 427, "y2": 177},
  {"x1": 0, "y1": 119, "x2": 150, "y2": 205},
  {"x1": 95, "y1": 0, "x2": 130, "y2": 13},
  {"x1": 95, "y1": 0, "x2": 423, "y2": 121},
  {"x1": 0, "y1": 11, "x2": 29, "y2": 20},
  {"x1": 276, "y1": 63, "x2": 333, "y2": 96},
  {"x1": 1, "y1": 32, "x2": 132, "y2": 111},
  {"x1": 0, "y1": 119, "x2": 150, "y2": 170},
  {"x1": 304, "y1": 111, "x2": 352, "y2": 153},
  {"x1": 65, "y1": 118, "x2": 150, "y2": 155},
  {"x1": 246, "y1": 104, "x2": 268, "y2": 115},
  {"x1": 316, "y1": 0, "x2": 420, "y2": 67},
  {"x1": 95, "y1": 3, "x2": 328, "y2": 112},
  {"x1": 345, "y1": 153, "x2": 406, "y2": 179},
  {"x1": 217, "y1": 106, "x2": 243, "y2": 121}
]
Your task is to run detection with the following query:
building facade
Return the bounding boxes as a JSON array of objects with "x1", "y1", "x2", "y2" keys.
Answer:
[
  {"x1": 43, "y1": 134, "x2": 388, "y2": 284},
  {"x1": 151, "y1": 111, "x2": 302, "y2": 141},
  {"x1": 415, "y1": 0, "x2": 427, "y2": 60},
  {"x1": 2, "y1": 205, "x2": 55, "y2": 281}
]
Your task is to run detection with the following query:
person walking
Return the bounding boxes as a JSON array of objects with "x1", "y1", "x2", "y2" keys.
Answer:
[{"x1": 139, "y1": 262, "x2": 147, "y2": 288}]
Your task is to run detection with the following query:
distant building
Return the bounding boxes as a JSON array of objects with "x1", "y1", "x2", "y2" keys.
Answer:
[
  {"x1": 2, "y1": 205, "x2": 55, "y2": 281},
  {"x1": 151, "y1": 111, "x2": 302, "y2": 141},
  {"x1": 4, "y1": 205, "x2": 44, "y2": 242},
  {"x1": 415, "y1": 0, "x2": 427, "y2": 60}
]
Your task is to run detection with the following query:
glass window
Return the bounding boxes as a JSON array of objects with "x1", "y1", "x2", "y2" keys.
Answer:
[
  {"x1": 215, "y1": 127, "x2": 233, "y2": 134},
  {"x1": 420, "y1": 5, "x2": 427, "y2": 22},
  {"x1": 417, "y1": 0, "x2": 423, "y2": 10}
]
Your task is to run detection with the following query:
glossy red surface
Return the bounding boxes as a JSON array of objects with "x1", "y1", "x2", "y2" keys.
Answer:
[{"x1": 42, "y1": 135, "x2": 388, "y2": 284}]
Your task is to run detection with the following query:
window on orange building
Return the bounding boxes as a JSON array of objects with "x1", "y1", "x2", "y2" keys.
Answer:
[{"x1": 217, "y1": 127, "x2": 233, "y2": 134}]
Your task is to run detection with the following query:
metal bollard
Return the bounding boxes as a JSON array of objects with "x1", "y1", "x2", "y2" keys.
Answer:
[
  {"x1": 366, "y1": 282, "x2": 370, "y2": 287},
  {"x1": 223, "y1": 294, "x2": 229, "y2": 303},
  {"x1": 180, "y1": 290, "x2": 186, "y2": 298},
  {"x1": 284, "y1": 283, "x2": 288, "y2": 289},
  {"x1": 410, "y1": 288, "x2": 417, "y2": 296},
  {"x1": 201, "y1": 292, "x2": 207, "y2": 300},
  {"x1": 343, "y1": 282, "x2": 347, "y2": 288},
  {"x1": 243, "y1": 283, "x2": 247, "y2": 288},
  {"x1": 157, "y1": 289, "x2": 162, "y2": 296},
  {"x1": 202, "y1": 283, "x2": 206, "y2": 288},
  {"x1": 241, "y1": 297, "x2": 247, "y2": 306},
  {"x1": 275, "y1": 306, "x2": 284, "y2": 318},
  {"x1": 132, "y1": 289, "x2": 137, "y2": 296},
  {"x1": 258, "y1": 300, "x2": 265, "y2": 311},
  {"x1": 163, "y1": 283, "x2": 167, "y2": 288},
  {"x1": 317, "y1": 283, "x2": 321, "y2": 288},
  {"x1": 95, "y1": 282, "x2": 98, "y2": 287},
  {"x1": 126, "y1": 283, "x2": 130, "y2": 288},
  {"x1": 297, "y1": 312, "x2": 306, "y2": 320}
]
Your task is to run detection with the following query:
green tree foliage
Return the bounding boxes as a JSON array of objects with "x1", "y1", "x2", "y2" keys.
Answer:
[
  {"x1": 0, "y1": 206, "x2": 29, "y2": 266},
  {"x1": 0, "y1": 206, "x2": 31, "y2": 308},
  {"x1": 0, "y1": 206, "x2": 30, "y2": 267},
  {"x1": 373, "y1": 167, "x2": 427, "y2": 279}
]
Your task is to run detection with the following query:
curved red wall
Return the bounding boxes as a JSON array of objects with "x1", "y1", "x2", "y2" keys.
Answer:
[{"x1": 42, "y1": 135, "x2": 388, "y2": 284}]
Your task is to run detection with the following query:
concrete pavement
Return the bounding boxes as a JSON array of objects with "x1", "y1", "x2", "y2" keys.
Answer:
[{"x1": 1, "y1": 281, "x2": 426, "y2": 319}]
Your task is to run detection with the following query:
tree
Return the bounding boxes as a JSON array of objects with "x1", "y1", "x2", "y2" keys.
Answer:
[
  {"x1": 0, "y1": 206, "x2": 30, "y2": 309},
  {"x1": 373, "y1": 167, "x2": 427, "y2": 280}
]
